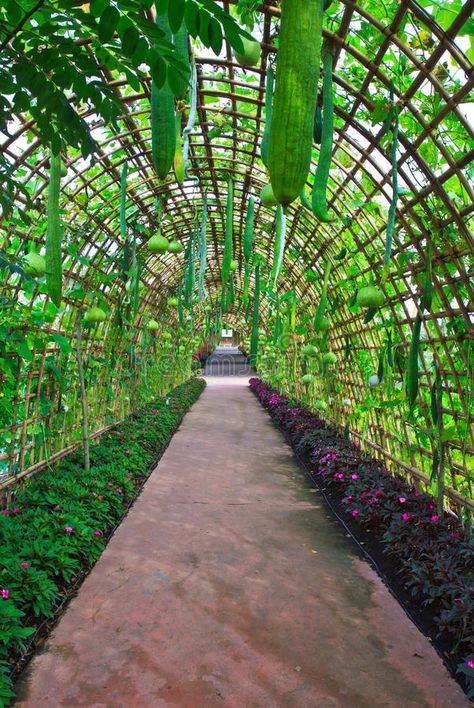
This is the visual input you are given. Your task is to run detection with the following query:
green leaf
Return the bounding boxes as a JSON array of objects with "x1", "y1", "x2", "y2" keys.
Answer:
[
  {"x1": 98, "y1": 5, "x2": 119, "y2": 43},
  {"x1": 184, "y1": 0, "x2": 200, "y2": 38},
  {"x1": 168, "y1": 0, "x2": 185, "y2": 33},
  {"x1": 90, "y1": 0, "x2": 110, "y2": 18},
  {"x1": 122, "y1": 25, "x2": 140, "y2": 56},
  {"x1": 209, "y1": 17, "x2": 223, "y2": 55}
]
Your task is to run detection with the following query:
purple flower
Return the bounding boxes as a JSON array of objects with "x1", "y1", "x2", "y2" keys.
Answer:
[
  {"x1": 351, "y1": 509, "x2": 359, "y2": 517},
  {"x1": 65, "y1": 526, "x2": 73, "y2": 533},
  {"x1": 399, "y1": 497, "x2": 406, "y2": 503},
  {"x1": 1, "y1": 589, "x2": 9, "y2": 600}
]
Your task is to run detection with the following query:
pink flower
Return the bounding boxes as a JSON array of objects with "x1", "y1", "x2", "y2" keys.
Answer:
[
  {"x1": 374, "y1": 490, "x2": 381, "y2": 496},
  {"x1": 431, "y1": 515, "x2": 439, "y2": 522},
  {"x1": 399, "y1": 497, "x2": 406, "y2": 503},
  {"x1": 125, "y1": 473, "x2": 131, "y2": 478},
  {"x1": 351, "y1": 509, "x2": 359, "y2": 517},
  {"x1": 94, "y1": 530, "x2": 101, "y2": 536},
  {"x1": 428, "y1": 504, "x2": 435, "y2": 510},
  {"x1": 12, "y1": 508, "x2": 20, "y2": 514},
  {"x1": 108, "y1": 482, "x2": 114, "y2": 487},
  {"x1": 20, "y1": 562, "x2": 29, "y2": 568},
  {"x1": 116, "y1": 489, "x2": 122, "y2": 494},
  {"x1": 98, "y1": 495, "x2": 103, "y2": 500},
  {"x1": 3, "y1": 509, "x2": 9, "y2": 516},
  {"x1": 92, "y1": 479, "x2": 97, "y2": 484},
  {"x1": 92, "y1": 491, "x2": 97, "y2": 496},
  {"x1": 125, "y1": 449, "x2": 130, "y2": 455},
  {"x1": 467, "y1": 660, "x2": 474, "y2": 669},
  {"x1": 54, "y1": 505, "x2": 61, "y2": 510},
  {"x1": 1, "y1": 589, "x2": 8, "y2": 600},
  {"x1": 351, "y1": 474, "x2": 358, "y2": 480},
  {"x1": 401, "y1": 513, "x2": 410, "y2": 521},
  {"x1": 65, "y1": 526, "x2": 73, "y2": 533}
]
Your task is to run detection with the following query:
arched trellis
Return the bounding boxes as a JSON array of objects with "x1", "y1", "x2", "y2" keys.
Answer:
[{"x1": 0, "y1": 0, "x2": 472, "y2": 513}]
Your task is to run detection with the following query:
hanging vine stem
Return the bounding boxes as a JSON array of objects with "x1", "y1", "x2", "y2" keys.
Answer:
[
  {"x1": 183, "y1": 54, "x2": 197, "y2": 177},
  {"x1": 382, "y1": 81, "x2": 399, "y2": 282},
  {"x1": 75, "y1": 314, "x2": 90, "y2": 472}
]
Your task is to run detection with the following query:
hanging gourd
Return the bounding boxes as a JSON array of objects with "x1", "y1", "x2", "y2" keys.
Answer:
[
  {"x1": 249, "y1": 263, "x2": 260, "y2": 366},
  {"x1": 356, "y1": 286, "x2": 385, "y2": 309},
  {"x1": 151, "y1": 9, "x2": 176, "y2": 180},
  {"x1": 268, "y1": 0, "x2": 324, "y2": 207},
  {"x1": 260, "y1": 184, "x2": 278, "y2": 207},
  {"x1": 261, "y1": 63, "x2": 274, "y2": 168},
  {"x1": 221, "y1": 177, "x2": 233, "y2": 284},
  {"x1": 242, "y1": 196, "x2": 255, "y2": 307},
  {"x1": 173, "y1": 113, "x2": 185, "y2": 184},
  {"x1": 406, "y1": 239, "x2": 433, "y2": 411},
  {"x1": 311, "y1": 45, "x2": 334, "y2": 222},
  {"x1": 45, "y1": 146, "x2": 63, "y2": 307},
  {"x1": 234, "y1": 37, "x2": 261, "y2": 67},
  {"x1": 198, "y1": 190, "x2": 208, "y2": 300},
  {"x1": 271, "y1": 205, "x2": 286, "y2": 288}
]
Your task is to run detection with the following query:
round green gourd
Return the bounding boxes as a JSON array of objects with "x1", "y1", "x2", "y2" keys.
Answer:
[
  {"x1": 356, "y1": 286, "x2": 385, "y2": 309},
  {"x1": 147, "y1": 233, "x2": 170, "y2": 253},
  {"x1": 234, "y1": 37, "x2": 261, "y2": 67},
  {"x1": 168, "y1": 240, "x2": 183, "y2": 254},
  {"x1": 83, "y1": 306, "x2": 106, "y2": 326}
]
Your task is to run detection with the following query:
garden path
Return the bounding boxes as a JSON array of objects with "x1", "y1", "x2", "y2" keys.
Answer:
[{"x1": 15, "y1": 374, "x2": 466, "y2": 707}]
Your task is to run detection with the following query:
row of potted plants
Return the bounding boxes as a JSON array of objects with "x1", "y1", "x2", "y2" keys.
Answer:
[
  {"x1": 249, "y1": 377, "x2": 473, "y2": 696},
  {"x1": 0, "y1": 377, "x2": 206, "y2": 704}
]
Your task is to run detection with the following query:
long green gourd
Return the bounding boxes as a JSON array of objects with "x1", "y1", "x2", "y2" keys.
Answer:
[
  {"x1": 261, "y1": 63, "x2": 274, "y2": 168},
  {"x1": 312, "y1": 46, "x2": 334, "y2": 222},
  {"x1": 271, "y1": 205, "x2": 286, "y2": 288},
  {"x1": 173, "y1": 21, "x2": 190, "y2": 99},
  {"x1": 221, "y1": 177, "x2": 233, "y2": 284},
  {"x1": 120, "y1": 160, "x2": 128, "y2": 240},
  {"x1": 268, "y1": 0, "x2": 324, "y2": 207},
  {"x1": 177, "y1": 281, "x2": 184, "y2": 324},
  {"x1": 406, "y1": 240, "x2": 433, "y2": 410},
  {"x1": 250, "y1": 263, "x2": 260, "y2": 366},
  {"x1": 198, "y1": 190, "x2": 207, "y2": 300},
  {"x1": 382, "y1": 82, "x2": 399, "y2": 281},
  {"x1": 173, "y1": 113, "x2": 185, "y2": 184},
  {"x1": 406, "y1": 312, "x2": 422, "y2": 411},
  {"x1": 242, "y1": 196, "x2": 255, "y2": 307},
  {"x1": 46, "y1": 147, "x2": 62, "y2": 307},
  {"x1": 151, "y1": 7, "x2": 176, "y2": 180},
  {"x1": 228, "y1": 273, "x2": 235, "y2": 308}
]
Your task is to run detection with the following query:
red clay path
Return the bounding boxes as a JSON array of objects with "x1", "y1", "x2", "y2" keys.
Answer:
[{"x1": 15, "y1": 377, "x2": 467, "y2": 707}]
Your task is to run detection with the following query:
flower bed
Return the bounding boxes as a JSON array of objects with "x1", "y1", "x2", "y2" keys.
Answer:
[
  {"x1": 0, "y1": 377, "x2": 206, "y2": 704},
  {"x1": 249, "y1": 377, "x2": 473, "y2": 696}
]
